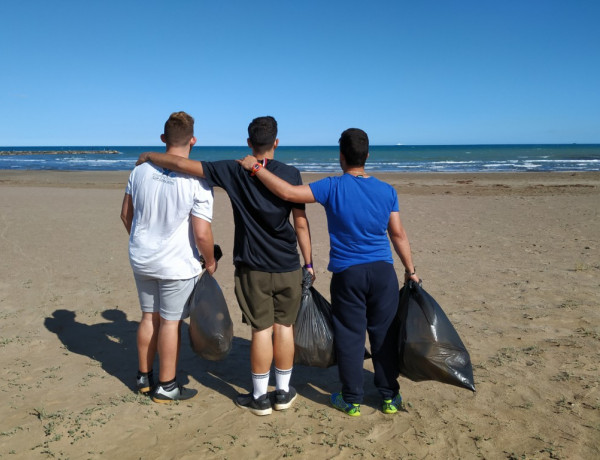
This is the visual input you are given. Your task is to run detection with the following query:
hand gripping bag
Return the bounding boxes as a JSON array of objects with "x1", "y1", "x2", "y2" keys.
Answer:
[
  {"x1": 188, "y1": 245, "x2": 233, "y2": 361},
  {"x1": 293, "y1": 269, "x2": 336, "y2": 368},
  {"x1": 397, "y1": 280, "x2": 475, "y2": 391}
]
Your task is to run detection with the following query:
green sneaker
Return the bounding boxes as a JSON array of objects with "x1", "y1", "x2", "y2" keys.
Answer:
[
  {"x1": 330, "y1": 392, "x2": 360, "y2": 417},
  {"x1": 382, "y1": 394, "x2": 405, "y2": 414}
]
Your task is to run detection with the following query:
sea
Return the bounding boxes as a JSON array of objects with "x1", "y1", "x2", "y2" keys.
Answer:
[{"x1": 1, "y1": 144, "x2": 599, "y2": 173}]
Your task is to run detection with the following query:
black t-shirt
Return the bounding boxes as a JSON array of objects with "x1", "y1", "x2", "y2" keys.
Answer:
[{"x1": 201, "y1": 159, "x2": 305, "y2": 272}]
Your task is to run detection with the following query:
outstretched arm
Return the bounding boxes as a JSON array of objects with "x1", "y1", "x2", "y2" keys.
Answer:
[
  {"x1": 292, "y1": 208, "x2": 315, "y2": 281},
  {"x1": 237, "y1": 155, "x2": 315, "y2": 203},
  {"x1": 387, "y1": 211, "x2": 420, "y2": 283},
  {"x1": 137, "y1": 153, "x2": 205, "y2": 177}
]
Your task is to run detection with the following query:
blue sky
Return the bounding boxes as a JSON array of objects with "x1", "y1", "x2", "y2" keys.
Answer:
[{"x1": 1, "y1": 1, "x2": 599, "y2": 146}]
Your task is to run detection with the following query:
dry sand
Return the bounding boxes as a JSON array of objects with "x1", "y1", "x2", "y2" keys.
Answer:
[{"x1": 0, "y1": 170, "x2": 599, "y2": 459}]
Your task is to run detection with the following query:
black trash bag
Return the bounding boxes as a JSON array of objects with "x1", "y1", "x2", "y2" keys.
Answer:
[
  {"x1": 397, "y1": 280, "x2": 475, "y2": 391},
  {"x1": 293, "y1": 269, "x2": 337, "y2": 368},
  {"x1": 294, "y1": 270, "x2": 371, "y2": 368},
  {"x1": 188, "y1": 245, "x2": 232, "y2": 361}
]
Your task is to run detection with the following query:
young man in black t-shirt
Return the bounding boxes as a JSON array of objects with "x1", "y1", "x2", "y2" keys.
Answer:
[{"x1": 137, "y1": 116, "x2": 314, "y2": 415}]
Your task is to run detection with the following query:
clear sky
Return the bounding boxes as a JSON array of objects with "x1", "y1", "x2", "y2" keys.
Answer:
[{"x1": 1, "y1": 1, "x2": 599, "y2": 146}]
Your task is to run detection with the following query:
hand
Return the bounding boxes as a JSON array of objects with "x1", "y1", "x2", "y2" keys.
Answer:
[
  {"x1": 204, "y1": 260, "x2": 218, "y2": 276},
  {"x1": 306, "y1": 266, "x2": 316, "y2": 283},
  {"x1": 236, "y1": 155, "x2": 258, "y2": 171},
  {"x1": 136, "y1": 153, "x2": 151, "y2": 166},
  {"x1": 404, "y1": 272, "x2": 420, "y2": 284}
]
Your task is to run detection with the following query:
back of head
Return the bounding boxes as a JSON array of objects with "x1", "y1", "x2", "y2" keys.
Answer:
[
  {"x1": 164, "y1": 112, "x2": 194, "y2": 147},
  {"x1": 248, "y1": 116, "x2": 278, "y2": 153},
  {"x1": 339, "y1": 128, "x2": 369, "y2": 167}
]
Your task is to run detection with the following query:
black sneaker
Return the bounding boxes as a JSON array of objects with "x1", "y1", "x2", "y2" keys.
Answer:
[
  {"x1": 151, "y1": 384, "x2": 198, "y2": 404},
  {"x1": 136, "y1": 373, "x2": 154, "y2": 396},
  {"x1": 235, "y1": 393, "x2": 272, "y2": 416},
  {"x1": 273, "y1": 386, "x2": 297, "y2": 411}
]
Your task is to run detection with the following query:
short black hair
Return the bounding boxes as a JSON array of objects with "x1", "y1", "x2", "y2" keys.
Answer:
[
  {"x1": 248, "y1": 116, "x2": 278, "y2": 153},
  {"x1": 339, "y1": 128, "x2": 369, "y2": 167}
]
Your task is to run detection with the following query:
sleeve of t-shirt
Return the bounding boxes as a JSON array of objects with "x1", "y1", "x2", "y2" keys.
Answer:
[
  {"x1": 391, "y1": 187, "x2": 399, "y2": 212},
  {"x1": 289, "y1": 167, "x2": 306, "y2": 210},
  {"x1": 201, "y1": 160, "x2": 234, "y2": 189},
  {"x1": 191, "y1": 178, "x2": 214, "y2": 222},
  {"x1": 125, "y1": 168, "x2": 135, "y2": 195},
  {"x1": 308, "y1": 176, "x2": 333, "y2": 206}
]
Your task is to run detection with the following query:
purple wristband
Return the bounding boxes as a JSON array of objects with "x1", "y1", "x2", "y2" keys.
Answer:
[{"x1": 304, "y1": 263, "x2": 313, "y2": 269}]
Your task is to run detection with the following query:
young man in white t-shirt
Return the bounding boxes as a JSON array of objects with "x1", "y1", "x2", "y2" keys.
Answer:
[{"x1": 120, "y1": 112, "x2": 216, "y2": 403}]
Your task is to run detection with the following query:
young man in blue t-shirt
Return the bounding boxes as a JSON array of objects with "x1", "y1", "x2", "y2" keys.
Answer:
[{"x1": 239, "y1": 128, "x2": 420, "y2": 417}]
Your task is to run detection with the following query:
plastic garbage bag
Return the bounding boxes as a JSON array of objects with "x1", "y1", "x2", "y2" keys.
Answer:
[
  {"x1": 294, "y1": 270, "x2": 371, "y2": 368},
  {"x1": 188, "y1": 245, "x2": 232, "y2": 361},
  {"x1": 293, "y1": 269, "x2": 336, "y2": 368},
  {"x1": 397, "y1": 280, "x2": 475, "y2": 391}
]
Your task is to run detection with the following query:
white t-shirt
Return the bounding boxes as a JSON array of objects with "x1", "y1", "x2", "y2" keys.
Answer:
[{"x1": 126, "y1": 162, "x2": 214, "y2": 279}]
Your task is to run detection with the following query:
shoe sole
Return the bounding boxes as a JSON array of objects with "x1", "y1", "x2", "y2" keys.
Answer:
[
  {"x1": 138, "y1": 386, "x2": 152, "y2": 395},
  {"x1": 152, "y1": 393, "x2": 198, "y2": 404},
  {"x1": 332, "y1": 405, "x2": 361, "y2": 416},
  {"x1": 273, "y1": 392, "x2": 297, "y2": 411},
  {"x1": 235, "y1": 399, "x2": 272, "y2": 416}
]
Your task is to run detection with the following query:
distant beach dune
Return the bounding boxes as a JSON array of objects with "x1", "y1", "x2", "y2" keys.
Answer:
[{"x1": 0, "y1": 170, "x2": 598, "y2": 459}]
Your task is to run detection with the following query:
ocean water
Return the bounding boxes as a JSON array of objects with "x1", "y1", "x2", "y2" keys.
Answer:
[{"x1": 1, "y1": 144, "x2": 599, "y2": 173}]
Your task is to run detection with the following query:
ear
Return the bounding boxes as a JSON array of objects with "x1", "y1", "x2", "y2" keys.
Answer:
[
  {"x1": 190, "y1": 136, "x2": 197, "y2": 147},
  {"x1": 273, "y1": 139, "x2": 279, "y2": 150},
  {"x1": 160, "y1": 134, "x2": 167, "y2": 144},
  {"x1": 247, "y1": 138, "x2": 253, "y2": 149}
]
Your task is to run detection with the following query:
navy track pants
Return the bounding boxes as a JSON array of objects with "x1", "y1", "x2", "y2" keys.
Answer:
[{"x1": 330, "y1": 261, "x2": 400, "y2": 404}]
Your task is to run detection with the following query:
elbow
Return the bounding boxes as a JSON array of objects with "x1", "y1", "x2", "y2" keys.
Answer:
[
  {"x1": 280, "y1": 190, "x2": 295, "y2": 202},
  {"x1": 282, "y1": 188, "x2": 305, "y2": 203}
]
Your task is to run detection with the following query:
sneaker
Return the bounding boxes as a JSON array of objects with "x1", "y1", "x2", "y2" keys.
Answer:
[
  {"x1": 151, "y1": 384, "x2": 198, "y2": 404},
  {"x1": 330, "y1": 392, "x2": 360, "y2": 417},
  {"x1": 273, "y1": 386, "x2": 297, "y2": 411},
  {"x1": 235, "y1": 393, "x2": 272, "y2": 416},
  {"x1": 382, "y1": 394, "x2": 405, "y2": 414},
  {"x1": 136, "y1": 373, "x2": 154, "y2": 396}
]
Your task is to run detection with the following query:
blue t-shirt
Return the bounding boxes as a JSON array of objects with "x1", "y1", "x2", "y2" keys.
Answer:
[{"x1": 309, "y1": 174, "x2": 399, "y2": 273}]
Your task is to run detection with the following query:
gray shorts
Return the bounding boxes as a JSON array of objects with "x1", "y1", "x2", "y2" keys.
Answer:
[{"x1": 134, "y1": 274, "x2": 197, "y2": 321}]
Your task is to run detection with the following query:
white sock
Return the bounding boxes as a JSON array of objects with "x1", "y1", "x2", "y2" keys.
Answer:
[
  {"x1": 252, "y1": 371, "x2": 270, "y2": 399},
  {"x1": 275, "y1": 367, "x2": 292, "y2": 393}
]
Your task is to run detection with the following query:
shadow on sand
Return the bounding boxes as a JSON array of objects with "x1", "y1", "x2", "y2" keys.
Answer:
[{"x1": 44, "y1": 308, "x2": 379, "y2": 408}]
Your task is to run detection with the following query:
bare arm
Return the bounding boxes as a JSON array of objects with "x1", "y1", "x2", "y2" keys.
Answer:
[
  {"x1": 292, "y1": 208, "x2": 315, "y2": 281},
  {"x1": 237, "y1": 155, "x2": 315, "y2": 203},
  {"x1": 120, "y1": 193, "x2": 133, "y2": 234},
  {"x1": 137, "y1": 153, "x2": 205, "y2": 178},
  {"x1": 192, "y1": 215, "x2": 217, "y2": 275},
  {"x1": 387, "y1": 211, "x2": 420, "y2": 283}
]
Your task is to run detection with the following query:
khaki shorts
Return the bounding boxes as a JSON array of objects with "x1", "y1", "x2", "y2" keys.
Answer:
[{"x1": 234, "y1": 266, "x2": 302, "y2": 331}]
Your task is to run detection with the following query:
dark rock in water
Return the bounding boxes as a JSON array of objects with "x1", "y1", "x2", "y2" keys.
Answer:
[{"x1": 0, "y1": 150, "x2": 119, "y2": 155}]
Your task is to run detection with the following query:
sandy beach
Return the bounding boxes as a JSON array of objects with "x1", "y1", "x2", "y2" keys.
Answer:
[{"x1": 0, "y1": 170, "x2": 598, "y2": 459}]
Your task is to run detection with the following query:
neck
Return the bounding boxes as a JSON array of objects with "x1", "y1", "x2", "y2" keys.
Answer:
[
  {"x1": 165, "y1": 145, "x2": 191, "y2": 158},
  {"x1": 344, "y1": 167, "x2": 366, "y2": 176},
  {"x1": 253, "y1": 150, "x2": 275, "y2": 161}
]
